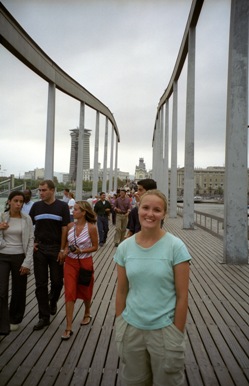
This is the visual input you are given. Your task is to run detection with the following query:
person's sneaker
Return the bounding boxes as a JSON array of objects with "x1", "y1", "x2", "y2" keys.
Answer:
[{"x1": 10, "y1": 324, "x2": 19, "y2": 331}]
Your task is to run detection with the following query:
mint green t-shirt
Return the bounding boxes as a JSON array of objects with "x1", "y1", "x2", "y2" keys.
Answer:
[{"x1": 114, "y1": 232, "x2": 191, "y2": 330}]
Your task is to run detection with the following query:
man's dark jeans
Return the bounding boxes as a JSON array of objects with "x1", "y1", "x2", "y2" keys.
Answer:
[
  {"x1": 33, "y1": 244, "x2": 63, "y2": 321},
  {"x1": 97, "y1": 216, "x2": 109, "y2": 244}
]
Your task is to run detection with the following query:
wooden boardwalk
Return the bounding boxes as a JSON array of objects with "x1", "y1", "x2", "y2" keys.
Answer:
[{"x1": 0, "y1": 217, "x2": 248, "y2": 386}]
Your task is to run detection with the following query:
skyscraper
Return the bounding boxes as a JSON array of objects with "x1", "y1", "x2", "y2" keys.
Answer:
[{"x1": 69, "y1": 128, "x2": 91, "y2": 181}]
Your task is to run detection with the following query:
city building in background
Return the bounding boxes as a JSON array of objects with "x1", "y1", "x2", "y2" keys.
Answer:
[
  {"x1": 23, "y1": 167, "x2": 45, "y2": 180},
  {"x1": 21, "y1": 165, "x2": 129, "y2": 185},
  {"x1": 172, "y1": 166, "x2": 241, "y2": 197},
  {"x1": 20, "y1": 153, "x2": 245, "y2": 197},
  {"x1": 134, "y1": 157, "x2": 149, "y2": 180}
]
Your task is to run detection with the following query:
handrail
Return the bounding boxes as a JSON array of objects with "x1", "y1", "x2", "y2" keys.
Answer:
[
  {"x1": 177, "y1": 204, "x2": 224, "y2": 239},
  {"x1": 0, "y1": 178, "x2": 10, "y2": 186},
  {"x1": 0, "y1": 2, "x2": 120, "y2": 141},
  {"x1": 0, "y1": 184, "x2": 25, "y2": 196}
]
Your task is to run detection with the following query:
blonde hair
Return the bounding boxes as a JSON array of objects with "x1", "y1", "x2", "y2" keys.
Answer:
[
  {"x1": 140, "y1": 189, "x2": 168, "y2": 214},
  {"x1": 76, "y1": 201, "x2": 97, "y2": 223}
]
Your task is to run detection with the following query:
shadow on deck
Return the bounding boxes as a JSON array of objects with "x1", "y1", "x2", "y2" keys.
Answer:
[{"x1": 0, "y1": 217, "x2": 248, "y2": 386}]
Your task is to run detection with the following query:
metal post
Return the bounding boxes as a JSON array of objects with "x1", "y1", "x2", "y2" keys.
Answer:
[
  {"x1": 157, "y1": 106, "x2": 164, "y2": 192},
  {"x1": 183, "y1": 27, "x2": 196, "y2": 229},
  {"x1": 109, "y1": 126, "x2": 114, "y2": 192},
  {"x1": 163, "y1": 100, "x2": 169, "y2": 198},
  {"x1": 44, "y1": 82, "x2": 56, "y2": 179},
  {"x1": 152, "y1": 134, "x2": 156, "y2": 180},
  {"x1": 223, "y1": 0, "x2": 248, "y2": 264},
  {"x1": 154, "y1": 118, "x2": 160, "y2": 182},
  {"x1": 75, "y1": 102, "x2": 85, "y2": 200},
  {"x1": 92, "y1": 111, "x2": 100, "y2": 197},
  {"x1": 102, "y1": 117, "x2": 108, "y2": 193},
  {"x1": 114, "y1": 136, "x2": 118, "y2": 192},
  {"x1": 169, "y1": 81, "x2": 178, "y2": 218}
]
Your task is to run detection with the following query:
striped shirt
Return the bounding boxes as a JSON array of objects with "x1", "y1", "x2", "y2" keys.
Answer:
[{"x1": 67, "y1": 223, "x2": 92, "y2": 259}]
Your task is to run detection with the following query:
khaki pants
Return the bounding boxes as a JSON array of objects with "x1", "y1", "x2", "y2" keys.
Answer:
[
  {"x1": 114, "y1": 213, "x2": 128, "y2": 244},
  {"x1": 115, "y1": 315, "x2": 186, "y2": 386}
]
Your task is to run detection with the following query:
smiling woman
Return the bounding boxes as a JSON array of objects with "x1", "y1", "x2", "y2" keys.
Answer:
[
  {"x1": 136, "y1": 190, "x2": 166, "y2": 247},
  {"x1": 114, "y1": 189, "x2": 192, "y2": 385}
]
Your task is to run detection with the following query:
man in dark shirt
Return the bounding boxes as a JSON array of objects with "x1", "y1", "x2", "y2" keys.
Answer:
[
  {"x1": 126, "y1": 179, "x2": 157, "y2": 238},
  {"x1": 29, "y1": 180, "x2": 70, "y2": 330},
  {"x1": 94, "y1": 192, "x2": 112, "y2": 247}
]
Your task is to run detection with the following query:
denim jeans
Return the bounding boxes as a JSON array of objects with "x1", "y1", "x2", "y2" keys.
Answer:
[{"x1": 97, "y1": 216, "x2": 109, "y2": 244}]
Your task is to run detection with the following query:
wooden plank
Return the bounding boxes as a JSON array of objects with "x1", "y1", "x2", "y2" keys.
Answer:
[
  {"x1": 209, "y1": 325, "x2": 249, "y2": 386},
  {"x1": 184, "y1": 326, "x2": 205, "y2": 386},
  {"x1": 186, "y1": 323, "x2": 220, "y2": 386}
]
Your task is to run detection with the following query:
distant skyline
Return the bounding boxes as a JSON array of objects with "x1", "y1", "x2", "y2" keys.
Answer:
[{"x1": 0, "y1": 0, "x2": 233, "y2": 178}]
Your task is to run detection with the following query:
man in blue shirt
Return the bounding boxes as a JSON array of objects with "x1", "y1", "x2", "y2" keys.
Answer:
[{"x1": 30, "y1": 180, "x2": 70, "y2": 330}]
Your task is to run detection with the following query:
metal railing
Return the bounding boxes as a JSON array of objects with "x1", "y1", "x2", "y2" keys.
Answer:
[
  {"x1": 0, "y1": 178, "x2": 25, "y2": 197},
  {"x1": 177, "y1": 204, "x2": 224, "y2": 239}
]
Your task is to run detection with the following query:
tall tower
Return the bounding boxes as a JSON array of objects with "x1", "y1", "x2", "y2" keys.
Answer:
[{"x1": 69, "y1": 128, "x2": 91, "y2": 181}]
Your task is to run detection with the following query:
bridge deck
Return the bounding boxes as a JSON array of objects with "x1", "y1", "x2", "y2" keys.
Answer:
[{"x1": 0, "y1": 217, "x2": 248, "y2": 386}]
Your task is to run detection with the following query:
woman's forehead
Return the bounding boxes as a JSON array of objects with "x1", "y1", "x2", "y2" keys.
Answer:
[
  {"x1": 141, "y1": 195, "x2": 164, "y2": 205},
  {"x1": 10, "y1": 195, "x2": 24, "y2": 201}
]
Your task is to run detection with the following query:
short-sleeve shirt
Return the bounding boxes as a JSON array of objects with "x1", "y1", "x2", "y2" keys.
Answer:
[
  {"x1": 22, "y1": 201, "x2": 34, "y2": 215},
  {"x1": 115, "y1": 196, "x2": 131, "y2": 213},
  {"x1": 114, "y1": 232, "x2": 191, "y2": 330},
  {"x1": 30, "y1": 199, "x2": 70, "y2": 244}
]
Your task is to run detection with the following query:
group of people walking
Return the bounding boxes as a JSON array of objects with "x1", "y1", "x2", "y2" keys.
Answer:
[
  {"x1": 0, "y1": 180, "x2": 97, "y2": 338},
  {"x1": 0, "y1": 178, "x2": 191, "y2": 386}
]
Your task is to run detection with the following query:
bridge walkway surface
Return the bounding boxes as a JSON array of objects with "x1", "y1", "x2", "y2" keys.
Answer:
[{"x1": 0, "y1": 217, "x2": 248, "y2": 386}]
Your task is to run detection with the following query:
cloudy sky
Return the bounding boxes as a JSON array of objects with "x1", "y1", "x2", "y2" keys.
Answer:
[{"x1": 0, "y1": 0, "x2": 232, "y2": 178}]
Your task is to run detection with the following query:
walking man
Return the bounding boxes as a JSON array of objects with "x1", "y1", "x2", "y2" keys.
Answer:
[
  {"x1": 114, "y1": 189, "x2": 131, "y2": 247},
  {"x1": 29, "y1": 180, "x2": 70, "y2": 330},
  {"x1": 22, "y1": 189, "x2": 34, "y2": 215},
  {"x1": 94, "y1": 192, "x2": 112, "y2": 247},
  {"x1": 62, "y1": 188, "x2": 70, "y2": 203}
]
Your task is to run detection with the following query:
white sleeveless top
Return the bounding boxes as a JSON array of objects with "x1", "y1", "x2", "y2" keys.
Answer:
[{"x1": 67, "y1": 222, "x2": 92, "y2": 259}]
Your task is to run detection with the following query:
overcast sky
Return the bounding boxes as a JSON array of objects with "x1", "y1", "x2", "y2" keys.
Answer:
[{"x1": 0, "y1": 0, "x2": 232, "y2": 178}]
